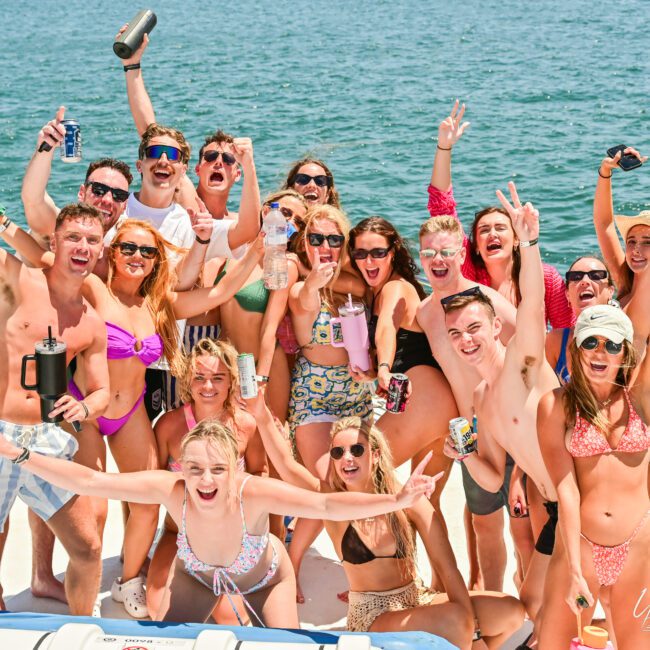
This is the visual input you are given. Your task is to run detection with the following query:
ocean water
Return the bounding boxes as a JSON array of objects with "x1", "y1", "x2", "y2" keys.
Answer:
[{"x1": 1, "y1": 0, "x2": 648, "y2": 268}]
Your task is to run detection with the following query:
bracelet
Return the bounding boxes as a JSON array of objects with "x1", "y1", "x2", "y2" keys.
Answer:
[
  {"x1": 519, "y1": 238, "x2": 538, "y2": 248},
  {"x1": 0, "y1": 215, "x2": 11, "y2": 235},
  {"x1": 80, "y1": 401, "x2": 90, "y2": 420},
  {"x1": 598, "y1": 168, "x2": 612, "y2": 179},
  {"x1": 255, "y1": 375, "x2": 270, "y2": 383},
  {"x1": 195, "y1": 235, "x2": 210, "y2": 245},
  {"x1": 11, "y1": 447, "x2": 30, "y2": 465},
  {"x1": 378, "y1": 362, "x2": 391, "y2": 370},
  {"x1": 436, "y1": 144, "x2": 452, "y2": 151},
  {"x1": 123, "y1": 63, "x2": 141, "y2": 72}
]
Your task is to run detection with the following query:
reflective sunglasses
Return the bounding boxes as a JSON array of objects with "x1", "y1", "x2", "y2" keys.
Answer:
[
  {"x1": 293, "y1": 173, "x2": 331, "y2": 188},
  {"x1": 329, "y1": 443, "x2": 366, "y2": 460},
  {"x1": 565, "y1": 269, "x2": 608, "y2": 283},
  {"x1": 308, "y1": 233, "x2": 345, "y2": 247},
  {"x1": 202, "y1": 149, "x2": 236, "y2": 165},
  {"x1": 440, "y1": 285, "x2": 483, "y2": 307},
  {"x1": 580, "y1": 336, "x2": 623, "y2": 355},
  {"x1": 421, "y1": 247, "x2": 461, "y2": 259},
  {"x1": 351, "y1": 247, "x2": 391, "y2": 260},
  {"x1": 112, "y1": 241, "x2": 159, "y2": 259},
  {"x1": 144, "y1": 144, "x2": 183, "y2": 162},
  {"x1": 87, "y1": 181, "x2": 130, "y2": 203}
]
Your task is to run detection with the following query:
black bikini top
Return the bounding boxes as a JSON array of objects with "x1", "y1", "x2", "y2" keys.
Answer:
[{"x1": 340, "y1": 523, "x2": 406, "y2": 565}]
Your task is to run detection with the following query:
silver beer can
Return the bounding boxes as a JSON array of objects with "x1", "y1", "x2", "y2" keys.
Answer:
[{"x1": 237, "y1": 353, "x2": 258, "y2": 399}]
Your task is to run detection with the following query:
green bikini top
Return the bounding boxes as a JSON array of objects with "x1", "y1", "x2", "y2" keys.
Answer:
[{"x1": 215, "y1": 262, "x2": 270, "y2": 314}]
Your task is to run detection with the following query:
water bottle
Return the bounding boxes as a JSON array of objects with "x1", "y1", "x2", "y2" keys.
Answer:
[{"x1": 263, "y1": 202, "x2": 288, "y2": 289}]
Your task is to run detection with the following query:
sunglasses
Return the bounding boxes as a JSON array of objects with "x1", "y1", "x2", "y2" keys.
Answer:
[
  {"x1": 87, "y1": 181, "x2": 130, "y2": 203},
  {"x1": 144, "y1": 145, "x2": 183, "y2": 162},
  {"x1": 112, "y1": 241, "x2": 159, "y2": 260},
  {"x1": 565, "y1": 270, "x2": 608, "y2": 283},
  {"x1": 202, "y1": 150, "x2": 236, "y2": 165},
  {"x1": 421, "y1": 247, "x2": 461, "y2": 259},
  {"x1": 351, "y1": 247, "x2": 391, "y2": 260},
  {"x1": 440, "y1": 285, "x2": 483, "y2": 307},
  {"x1": 329, "y1": 443, "x2": 366, "y2": 460},
  {"x1": 580, "y1": 336, "x2": 623, "y2": 355},
  {"x1": 308, "y1": 233, "x2": 345, "y2": 247},
  {"x1": 293, "y1": 173, "x2": 331, "y2": 188}
]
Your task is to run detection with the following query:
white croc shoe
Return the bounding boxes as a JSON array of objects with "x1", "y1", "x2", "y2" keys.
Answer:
[{"x1": 111, "y1": 576, "x2": 149, "y2": 619}]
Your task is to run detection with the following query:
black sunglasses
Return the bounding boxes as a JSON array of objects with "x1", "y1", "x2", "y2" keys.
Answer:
[
  {"x1": 293, "y1": 173, "x2": 331, "y2": 188},
  {"x1": 565, "y1": 270, "x2": 608, "y2": 283},
  {"x1": 351, "y1": 247, "x2": 391, "y2": 260},
  {"x1": 580, "y1": 336, "x2": 623, "y2": 355},
  {"x1": 112, "y1": 241, "x2": 159, "y2": 260},
  {"x1": 308, "y1": 233, "x2": 345, "y2": 247},
  {"x1": 440, "y1": 285, "x2": 483, "y2": 307},
  {"x1": 87, "y1": 181, "x2": 130, "y2": 203},
  {"x1": 144, "y1": 144, "x2": 183, "y2": 162},
  {"x1": 202, "y1": 150, "x2": 236, "y2": 165},
  {"x1": 329, "y1": 443, "x2": 366, "y2": 460}
]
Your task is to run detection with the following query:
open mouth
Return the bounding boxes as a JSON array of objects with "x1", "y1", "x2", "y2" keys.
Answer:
[
  {"x1": 319, "y1": 253, "x2": 333, "y2": 262},
  {"x1": 153, "y1": 168, "x2": 172, "y2": 181},
  {"x1": 578, "y1": 289, "x2": 595, "y2": 301},
  {"x1": 197, "y1": 488, "x2": 217, "y2": 501},
  {"x1": 461, "y1": 344, "x2": 480, "y2": 356},
  {"x1": 304, "y1": 191, "x2": 319, "y2": 202},
  {"x1": 590, "y1": 362, "x2": 607, "y2": 372},
  {"x1": 198, "y1": 391, "x2": 218, "y2": 399},
  {"x1": 430, "y1": 268, "x2": 449, "y2": 279},
  {"x1": 71, "y1": 255, "x2": 89, "y2": 267},
  {"x1": 209, "y1": 171, "x2": 224, "y2": 183},
  {"x1": 341, "y1": 466, "x2": 359, "y2": 478},
  {"x1": 486, "y1": 242, "x2": 502, "y2": 252},
  {"x1": 365, "y1": 268, "x2": 380, "y2": 281}
]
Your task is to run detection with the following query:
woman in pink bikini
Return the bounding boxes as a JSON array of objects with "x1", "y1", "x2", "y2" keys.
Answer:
[
  {"x1": 0, "y1": 415, "x2": 440, "y2": 627},
  {"x1": 537, "y1": 304, "x2": 650, "y2": 649},
  {"x1": 148, "y1": 337, "x2": 267, "y2": 618}
]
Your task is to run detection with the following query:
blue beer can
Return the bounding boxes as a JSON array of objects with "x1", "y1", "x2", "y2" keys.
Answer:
[{"x1": 60, "y1": 119, "x2": 81, "y2": 163}]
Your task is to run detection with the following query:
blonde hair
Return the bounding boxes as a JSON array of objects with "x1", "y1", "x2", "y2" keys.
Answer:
[
  {"x1": 180, "y1": 419, "x2": 239, "y2": 508},
  {"x1": 419, "y1": 215, "x2": 463, "y2": 244},
  {"x1": 564, "y1": 339, "x2": 637, "y2": 432},
  {"x1": 328, "y1": 417, "x2": 417, "y2": 581},
  {"x1": 108, "y1": 219, "x2": 186, "y2": 376},
  {"x1": 178, "y1": 338, "x2": 240, "y2": 420}
]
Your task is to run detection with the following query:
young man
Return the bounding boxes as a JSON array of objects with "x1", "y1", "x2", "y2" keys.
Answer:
[
  {"x1": 0, "y1": 203, "x2": 109, "y2": 614},
  {"x1": 416, "y1": 215, "x2": 526, "y2": 593},
  {"x1": 442, "y1": 183, "x2": 560, "y2": 637}
]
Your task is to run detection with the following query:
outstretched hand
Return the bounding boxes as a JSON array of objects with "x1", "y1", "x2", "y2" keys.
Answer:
[
  {"x1": 600, "y1": 146, "x2": 647, "y2": 173},
  {"x1": 496, "y1": 181, "x2": 539, "y2": 243},
  {"x1": 37, "y1": 106, "x2": 66, "y2": 152},
  {"x1": 397, "y1": 451, "x2": 444, "y2": 507},
  {"x1": 305, "y1": 249, "x2": 337, "y2": 291},
  {"x1": 188, "y1": 198, "x2": 214, "y2": 242},
  {"x1": 115, "y1": 23, "x2": 150, "y2": 65},
  {"x1": 231, "y1": 137, "x2": 254, "y2": 169},
  {"x1": 437, "y1": 100, "x2": 470, "y2": 149}
]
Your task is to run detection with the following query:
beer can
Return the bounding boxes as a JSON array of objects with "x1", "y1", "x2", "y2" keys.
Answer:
[
  {"x1": 385, "y1": 373, "x2": 409, "y2": 413},
  {"x1": 449, "y1": 417, "x2": 477, "y2": 455},
  {"x1": 60, "y1": 119, "x2": 82, "y2": 163},
  {"x1": 237, "y1": 353, "x2": 258, "y2": 399}
]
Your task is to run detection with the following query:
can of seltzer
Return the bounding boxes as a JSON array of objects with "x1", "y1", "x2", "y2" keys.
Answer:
[
  {"x1": 237, "y1": 353, "x2": 258, "y2": 399},
  {"x1": 449, "y1": 417, "x2": 477, "y2": 455},
  {"x1": 385, "y1": 373, "x2": 409, "y2": 413},
  {"x1": 60, "y1": 119, "x2": 82, "y2": 163}
]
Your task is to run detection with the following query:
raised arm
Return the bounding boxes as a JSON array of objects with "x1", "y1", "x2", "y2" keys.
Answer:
[
  {"x1": 429, "y1": 100, "x2": 470, "y2": 192},
  {"x1": 114, "y1": 25, "x2": 156, "y2": 135},
  {"x1": 291, "y1": 249, "x2": 337, "y2": 314},
  {"x1": 0, "y1": 212, "x2": 55, "y2": 268},
  {"x1": 496, "y1": 182, "x2": 546, "y2": 365},
  {"x1": 228, "y1": 138, "x2": 261, "y2": 250},
  {"x1": 537, "y1": 389, "x2": 591, "y2": 613},
  {"x1": 173, "y1": 199, "x2": 213, "y2": 290},
  {"x1": 623, "y1": 264, "x2": 650, "y2": 356},
  {"x1": 21, "y1": 107, "x2": 66, "y2": 241}
]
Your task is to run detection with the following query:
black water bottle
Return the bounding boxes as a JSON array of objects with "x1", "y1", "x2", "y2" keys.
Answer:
[
  {"x1": 21, "y1": 327, "x2": 68, "y2": 423},
  {"x1": 113, "y1": 9, "x2": 157, "y2": 59}
]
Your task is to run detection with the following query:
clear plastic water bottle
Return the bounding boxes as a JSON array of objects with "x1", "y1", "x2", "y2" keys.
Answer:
[{"x1": 263, "y1": 202, "x2": 288, "y2": 289}]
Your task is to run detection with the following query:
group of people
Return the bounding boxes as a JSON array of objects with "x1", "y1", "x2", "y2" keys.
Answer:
[{"x1": 0, "y1": 28, "x2": 646, "y2": 650}]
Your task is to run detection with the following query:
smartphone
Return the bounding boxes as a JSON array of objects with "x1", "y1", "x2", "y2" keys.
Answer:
[{"x1": 607, "y1": 144, "x2": 644, "y2": 171}]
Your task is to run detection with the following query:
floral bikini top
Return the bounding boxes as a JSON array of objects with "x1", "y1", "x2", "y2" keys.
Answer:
[
  {"x1": 310, "y1": 304, "x2": 343, "y2": 346},
  {"x1": 569, "y1": 390, "x2": 650, "y2": 457},
  {"x1": 176, "y1": 475, "x2": 269, "y2": 595}
]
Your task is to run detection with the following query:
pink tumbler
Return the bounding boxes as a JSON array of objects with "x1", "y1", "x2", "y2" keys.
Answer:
[{"x1": 330, "y1": 300, "x2": 371, "y2": 371}]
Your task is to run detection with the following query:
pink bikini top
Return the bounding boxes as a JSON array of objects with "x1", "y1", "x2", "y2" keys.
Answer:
[
  {"x1": 176, "y1": 475, "x2": 269, "y2": 594},
  {"x1": 183, "y1": 403, "x2": 246, "y2": 471},
  {"x1": 106, "y1": 322, "x2": 163, "y2": 366},
  {"x1": 570, "y1": 390, "x2": 650, "y2": 457}
]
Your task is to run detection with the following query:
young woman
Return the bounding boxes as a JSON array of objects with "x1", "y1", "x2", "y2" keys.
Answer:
[
  {"x1": 348, "y1": 216, "x2": 457, "y2": 522},
  {"x1": 593, "y1": 146, "x2": 648, "y2": 306},
  {"x1": 282, "y1": 158, "x2": 341, "y2": 208},
  {"x1": 0, "y1": 416, "x2": 439, "y2": 627},
  {"x1": 537, "y1": 304, "x2": 650, "y2": 649},
  {"x1": 248, "y1": 393, "x2": 525, "y2": 648},
  {"x1": 148, "y1": 338, "x2": 267, "y2": 619},
  {"x1": 545, "y1": 256, "x2": 615, "y2": 383},
  {"x1": 427, "y1": 101, "x2": 573, "y2": 328},
  {"x1": 0, "y1": 217, "x2": 263, "y2": 617}
]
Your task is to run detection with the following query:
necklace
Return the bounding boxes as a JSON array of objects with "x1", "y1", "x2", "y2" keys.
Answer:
[{"x1": 597, "y1": 387, "x2": 619, "y2": 409}]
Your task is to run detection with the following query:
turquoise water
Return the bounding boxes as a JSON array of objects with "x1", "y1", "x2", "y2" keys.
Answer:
[{"x1": 1, "y1": 0, "x2": 648, "y2": 267}]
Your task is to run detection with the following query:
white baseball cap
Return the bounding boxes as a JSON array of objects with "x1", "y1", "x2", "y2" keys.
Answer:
[{"x1": 574, "y1": 304, "x2": 634, "y2": 347}]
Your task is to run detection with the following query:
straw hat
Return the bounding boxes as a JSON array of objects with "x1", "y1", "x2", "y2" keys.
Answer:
[{"x1": 614, "y1": 210, "x2": 650, "y2": 241}]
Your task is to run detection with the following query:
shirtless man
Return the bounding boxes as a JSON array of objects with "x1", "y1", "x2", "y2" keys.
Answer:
[
  {"x1": 416, "y1": 215, "x2": 532, "y2": 593},
  {"x1": 441, "y1": 183, "x2": 560, "y2": 633},
  {"x1": 0, "y1": 203, "x2": 109, "y2": 614}
]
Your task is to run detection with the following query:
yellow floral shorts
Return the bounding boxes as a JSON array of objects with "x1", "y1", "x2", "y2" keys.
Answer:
[{"x1": 288, "y1": 355, "x2": 373, "y2": 432}]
